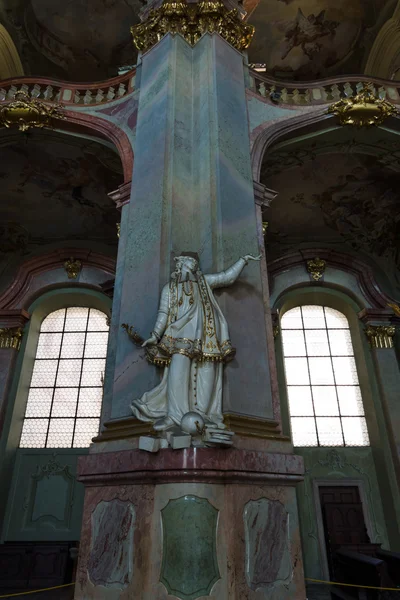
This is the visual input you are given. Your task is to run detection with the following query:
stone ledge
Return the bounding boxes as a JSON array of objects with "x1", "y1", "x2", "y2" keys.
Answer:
[{"x1": 78, "y1": 447, "x2": 304, "y2": 486}]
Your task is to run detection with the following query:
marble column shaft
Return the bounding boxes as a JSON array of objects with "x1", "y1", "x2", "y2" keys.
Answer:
[{"x1": 110, "y1": 33, "x2": 274, "y2": 423}]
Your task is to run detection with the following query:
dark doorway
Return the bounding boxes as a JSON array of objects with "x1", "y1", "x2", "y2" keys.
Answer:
[{"x1": 319, "y1": 485, "x2": 370, "y2": 577}]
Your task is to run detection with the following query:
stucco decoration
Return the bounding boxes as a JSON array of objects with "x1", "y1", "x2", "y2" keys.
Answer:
[
  {"x1": 88, "y1": 499, "x2": 135, "y2": 589},
  {"x1": 244, "y1": 498, "x2": 292, "y2": 591},
  {"x1": 261, "y1": 127, "x2": 400, "y2": 297},
  {"x1": 160, "y1": 495, "x2": 220, "y2": 600},
  {"x1": 246, "y1": 0, "x2": 391, "y2": 80}
]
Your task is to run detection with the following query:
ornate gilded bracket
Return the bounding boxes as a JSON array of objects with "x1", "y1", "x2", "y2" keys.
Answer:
[
  {"x1": 0, "y1": 327, "x2": 23, "y2": 350},
  {"x1": 64, "y1": 257, "x2": 82, "y2": 279},
  {"x1": 307, "y1": 257, "x2": 326, "y2": 281},
  {"x1": 327, "y1": 84, "x2": 398, "y2": 127},
  {"x1": 365, "y1": 325, "x2": 396, "y2": 349},
  {"x1": 131, "y1": 0, "x2": 254, "y2": 53},
  {"x1": 116, "y1": 223, "x2": 121, "y2": 238},
  {"x1": 0, "y1": 90, "x2": 66, "y2": 132}
]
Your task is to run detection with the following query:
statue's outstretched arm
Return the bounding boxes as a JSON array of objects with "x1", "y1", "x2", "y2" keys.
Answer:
[
  {"x1": 205, "y1": 254, "x2": 261, "y2": 289},
  {"x1": 142, "y1": 284, "x2": 169, "y2": 347}
]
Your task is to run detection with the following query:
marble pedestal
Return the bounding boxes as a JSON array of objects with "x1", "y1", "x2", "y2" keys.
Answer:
[{"x1": 74, "y1": 447, "x2": 305, "y2": 600}]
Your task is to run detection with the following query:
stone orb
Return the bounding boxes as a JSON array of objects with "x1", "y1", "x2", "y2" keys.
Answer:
[{"x1": 181, "y1": 412, "x2": 205, "y2": 435}]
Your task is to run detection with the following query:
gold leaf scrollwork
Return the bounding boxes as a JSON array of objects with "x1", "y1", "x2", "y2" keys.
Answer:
[
  {"x1": 365, "y1": 325, "x2": 396, "y2": 349},
  {"x1": 131, "y1": 0, "x2": 254, "y2": 53},
  {"x1": 307, "y1": 257, "x2": 326, "y2": 281},
  {"x1": 327, "y1": 84, "x2": 398, "y2": 127},
  {"x1": 64, "y1": 257, "x2": 82, "y2": 279},
  {"x1": 387, "y1": 302, "x2": 400, "y2": 318},
  {"x1": 0, "y1": 90, "x2": 66, "y2": 132},
  {"x1": 0, "y1": 327, "x2": 23, "y2": 350}
]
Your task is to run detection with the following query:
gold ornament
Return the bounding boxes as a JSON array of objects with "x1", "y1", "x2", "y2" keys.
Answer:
[
  {"x1": 365, "y1": 325, "x2": 396, "y2": 349},
  {"x1": 131, "y1": 0, "x2": 254, "y2": 53},
  {"x1": 0, "y1": 90, "x2": 65, "y2": 132},
  {"x1": 0, "y1": 327, "x2": 23, "y2": 350},
  {"x1": 116, "y1": 223, "x2": 121, "y2": 238},
  {"x1": 262, "y1": 221, "x2": 268, "y2": 235},
  {"x1": 64, "y1": 257, "x2": 82, "y2": 279},
  {"x1": 388, "y1": 302, "x2": 400, "y2": 318},
  {"x1": 307, "y1": 257, "x2": 326, "y2": 281},
  {"x1": 327, "y1": 84, "x2": 398, "y2": 127}
]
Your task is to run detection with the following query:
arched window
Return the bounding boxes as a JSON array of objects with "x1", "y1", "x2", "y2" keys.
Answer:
[
  {"x1": 19, "y1": 307, "x2": 109, "y2": 448},
  {"x1": 281, "y1": 305, "x2": 369, "y2": 447}
]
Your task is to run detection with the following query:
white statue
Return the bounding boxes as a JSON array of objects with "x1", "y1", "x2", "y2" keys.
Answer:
[{"x1": 131, "y1": 252, "x2": 261, "y2": 434}]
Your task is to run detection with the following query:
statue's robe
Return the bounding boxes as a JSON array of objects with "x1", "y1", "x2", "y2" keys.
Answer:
[{"x1": 131, "y1": 259, "x2": 246, "y2": 427}]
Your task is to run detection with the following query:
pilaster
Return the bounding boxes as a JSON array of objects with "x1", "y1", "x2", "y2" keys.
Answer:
[
  {"x1": 359, "y1": 308, "x2": 400, "y2": 471},
  {"x1": 0, "y1": 310, "x2": 29, "y2": 435}
]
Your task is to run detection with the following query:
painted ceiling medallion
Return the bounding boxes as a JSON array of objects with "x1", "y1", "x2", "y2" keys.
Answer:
[
  {"x1": 0, "y1": 90, "x2": 65, "y2": 132},
  {"x1": 131, "y1": 0, "x2": 255, "y2": 53},
  {"x1": 328, "y1": 84, "x2": 398, "y2": 127}
]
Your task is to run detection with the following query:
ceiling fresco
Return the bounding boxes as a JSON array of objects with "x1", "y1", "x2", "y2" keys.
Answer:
[
  {"x1": 261, "y1": 128, "x2": 400, "y2": 297},
  {"x1": 0, "y1": 129, "x2": 122, "y2": 284},
  {"x1": 246, "y1": 0, "x2": 395, "y2": 80},
  {"x1": 0, "y1": 0, "x2": 141, "y2": 81},
  {"x1": 0, "y1": 0, "x2": 397, "y2": 81}
]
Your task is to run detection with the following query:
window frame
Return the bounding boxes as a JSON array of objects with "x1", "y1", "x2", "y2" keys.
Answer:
[
  {"x1": 3, "y1": 288, "x2": 111, "y2": 456},
  {"x1": 274, "y1": 288, "x2": 374, "y2": 449},
  {"x1": 20, "y1": 306, "x2": 109, "y2": 449}
]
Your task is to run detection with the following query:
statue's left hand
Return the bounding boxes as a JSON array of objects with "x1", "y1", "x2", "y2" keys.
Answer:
[
  {"x1": 142, "y1": 335, "x2": 158, "y2": 348},
  {"x1": 243, "y1": 254, "x2": 262, "y2": 262}
]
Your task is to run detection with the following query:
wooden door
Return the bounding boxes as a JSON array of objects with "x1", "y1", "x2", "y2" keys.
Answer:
[{"x1": 319, "y1": 486, "x2": 370, "y2": 575}]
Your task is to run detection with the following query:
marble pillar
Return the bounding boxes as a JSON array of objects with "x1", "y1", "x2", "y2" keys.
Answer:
[{"x1": 76, "y1": 29, "x2": 306, "y2": 600}]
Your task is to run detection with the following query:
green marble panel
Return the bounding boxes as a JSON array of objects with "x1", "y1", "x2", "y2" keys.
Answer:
[{"x1": 160, "y1": 495, "x2": 220, "y2": 600}]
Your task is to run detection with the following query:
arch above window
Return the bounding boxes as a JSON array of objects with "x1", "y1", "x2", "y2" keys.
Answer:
[
  {"x1": 281, "y1": 305, "x2": 369, "y2": 448},
  {"x1": 19, "y1": 306, "x2": 109, "y2": 448}
]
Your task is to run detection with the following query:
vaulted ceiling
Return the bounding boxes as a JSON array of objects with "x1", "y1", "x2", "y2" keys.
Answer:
[
  {"x1": 261, "y1": 126, "x2": 400, "y2": 297},
  {"x1": 246, "y1": 0, "x2": 397, "y2": 80},
  {"x1": 0, "y1": 129, "x2": 122, "y2": 287},
  {"x1": 0, "y1": 0, "x2": 398, "y2": 82},
  {"x1": 0, "y1": 0, "x2": 141, "y2": 81}
]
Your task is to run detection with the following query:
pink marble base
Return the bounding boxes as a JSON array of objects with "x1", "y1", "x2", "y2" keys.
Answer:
[{"x1": 75, "y1": 448, "x2": 306, "y2": 600}]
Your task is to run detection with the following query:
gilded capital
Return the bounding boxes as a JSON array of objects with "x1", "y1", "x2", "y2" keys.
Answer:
[
  {"x1": 365, "y1": 325, "x2": 396, "y2": 349},
  {"x1": 131, "y1": 0, "x2": 254, "y2": 53},
  {"x1": 0, "y1": 327, "x2": 23, "y2": 350}
]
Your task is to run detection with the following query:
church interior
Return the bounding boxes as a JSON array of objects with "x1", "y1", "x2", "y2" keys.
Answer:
[{"x1": 0, "y1": 0, "x2": 400, "y2": 599}]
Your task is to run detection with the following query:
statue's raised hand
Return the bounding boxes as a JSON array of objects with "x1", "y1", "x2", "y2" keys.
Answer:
[
  {"x1": 142, "y1": 335, "x2": 158, "y2": 348},
  {"x1": 243, "y1": 254, "x2": 262, "y2": 262}
]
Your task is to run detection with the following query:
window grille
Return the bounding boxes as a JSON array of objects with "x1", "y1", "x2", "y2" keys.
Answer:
[
  {"x1": 19, "y1": 307, "x2": 109, "y2": 448},
  {"x1": 281, "y1": 305, "x2": 369, "y2": 447}
]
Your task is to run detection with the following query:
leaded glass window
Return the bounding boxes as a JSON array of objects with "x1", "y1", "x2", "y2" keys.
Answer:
[
  {"x1": 281, "y1": 305, "x2": 369, "y2": 447},
  {"x1": 19, "y1": 307, "x2": 109, "y2": 448}
]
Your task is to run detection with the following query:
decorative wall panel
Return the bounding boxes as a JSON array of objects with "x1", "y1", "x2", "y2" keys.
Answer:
[
  {"x1": 88, "y1": 499, "x2": 135, "y2": 589},
  {"x1": 3, "y1": 450, "x2": 86, "y2": 542},
  {"x1": 160, "y1": 495, "x2": 220, "y2": 600},
  {"x1": 244, "y1": 498, "x2": 292, "y2": 591}
]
